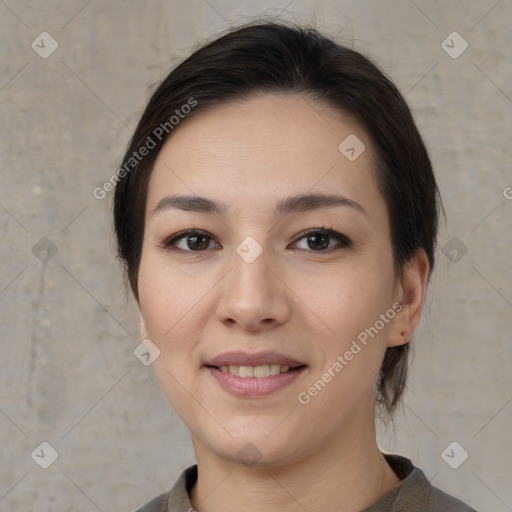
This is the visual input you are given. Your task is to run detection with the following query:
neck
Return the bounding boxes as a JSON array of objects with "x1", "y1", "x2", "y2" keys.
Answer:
[{"x1": 190, "y1": 422, "x2": 400, "y2": 512}]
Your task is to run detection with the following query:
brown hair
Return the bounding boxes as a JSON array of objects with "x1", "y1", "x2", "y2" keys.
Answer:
[{"x1": 113, "y1": 19, "x2": 441, "y2": 418}]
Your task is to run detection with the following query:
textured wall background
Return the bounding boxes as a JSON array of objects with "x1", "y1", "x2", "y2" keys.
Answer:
[{"x1": 1, "y1": 1, "x2": 511, "y2": 511}]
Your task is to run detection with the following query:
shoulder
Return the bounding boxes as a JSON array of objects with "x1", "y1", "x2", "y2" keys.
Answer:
[
  {"x1": 133, "y1": 464, "x2": 198, "y2": 512},
  {"x1": 381, "y1": 454, "x2": 479, "y2": 512},
  {"x1": 425, "y1": 484, "x2": 479, "y2": 511},
  {"x1": 133, "y1": 491, "x2": 170, "y2": 512}
]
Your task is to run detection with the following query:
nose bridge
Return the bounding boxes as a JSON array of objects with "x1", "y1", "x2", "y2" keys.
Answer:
[
  {"x1": 216, "y1": 234, "x2": 289, "y2": 329},
  {"x1": 230, "y1": 235, "x2": 274, "y2": 302}
]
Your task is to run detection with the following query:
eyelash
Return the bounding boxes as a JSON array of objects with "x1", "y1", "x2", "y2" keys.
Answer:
[{"x1": 160, "y1": 227, "x2": 352, "y2": 254}]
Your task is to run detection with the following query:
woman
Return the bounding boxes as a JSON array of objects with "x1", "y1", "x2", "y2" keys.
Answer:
[{"x1": 113, "y1": 19, "x2": 478, "y2": 512}]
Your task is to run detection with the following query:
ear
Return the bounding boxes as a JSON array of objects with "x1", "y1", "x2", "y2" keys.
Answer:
[{"x1": 388, "y1": 248, "x2": 430, "y2": 348}]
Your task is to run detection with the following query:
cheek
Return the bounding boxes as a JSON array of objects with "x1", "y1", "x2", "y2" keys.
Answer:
[
  {"x1": 138, "y1": 250, "x2": 199, "y2": 337},
  {"x1": 137, "y1": 259, "x2": 203, "y2": 410},
  {"x1": 137, "y1": 255, "x2": 201, "y2": 372},
  {"x1": 300, "y1": 276, "x2": 395, "y2": 416},
  {"x1": 308, "y1": 262, "x2": 394, "y2": 328},
  {"x1": 304, "y1": 258, "x2": 396, "y2": 377}
]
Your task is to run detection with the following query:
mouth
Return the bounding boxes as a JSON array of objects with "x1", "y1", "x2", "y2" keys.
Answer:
[{"x1": 203, "y1": 351, "x2": 308, "y2": 397}]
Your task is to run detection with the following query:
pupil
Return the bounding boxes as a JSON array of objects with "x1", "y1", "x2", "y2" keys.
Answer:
[
  {"x1": 189, "y1": 235, "x2": 209, "y2": 250},
  {"x1": 309, "y1": 234, "x2": 328, "y2": 250}
]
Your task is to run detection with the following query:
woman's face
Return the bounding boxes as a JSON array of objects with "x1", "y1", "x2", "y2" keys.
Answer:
[{"x1": 137, "y1": 93, "x2": 412, "y2": 466}]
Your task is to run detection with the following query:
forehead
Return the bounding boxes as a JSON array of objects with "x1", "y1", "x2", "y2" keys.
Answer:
[{"x1": 146, "y1": 93, "x2": 385, "y2": 220}]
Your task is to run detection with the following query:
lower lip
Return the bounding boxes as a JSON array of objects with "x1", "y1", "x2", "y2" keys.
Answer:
[{"x1": 206, "y1": 366, "x2": 307, "y2": 397}]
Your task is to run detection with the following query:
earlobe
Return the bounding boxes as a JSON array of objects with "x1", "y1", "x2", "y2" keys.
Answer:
[
  {"x1": 387, "y1": 305, "x2": 412, "y2": 348},
  {"x1": 388, "y1": 249, "x2": 430, "y2": 348}
]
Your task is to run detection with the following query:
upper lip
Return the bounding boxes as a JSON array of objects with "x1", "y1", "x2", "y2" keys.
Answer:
[{"x1": 204, "y1": 351, "x2": 306, "y2": 368}]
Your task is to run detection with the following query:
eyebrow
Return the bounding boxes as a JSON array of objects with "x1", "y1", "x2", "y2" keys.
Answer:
[{"x1": 152, "y1": 192, "x2": 368, "y2": 218}]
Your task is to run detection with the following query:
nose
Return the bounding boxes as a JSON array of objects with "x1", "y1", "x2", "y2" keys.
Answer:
[{"x1": 216, "y1": 243, "x2": 292, "y2": 332}]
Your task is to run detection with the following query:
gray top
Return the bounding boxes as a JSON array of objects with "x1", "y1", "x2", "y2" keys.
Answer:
[{"x1": 134, "y1": 454, "x2": 478, "y2": 511}]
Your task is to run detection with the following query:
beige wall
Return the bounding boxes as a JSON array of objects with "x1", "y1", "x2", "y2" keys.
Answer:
[{"x1": 1, "y1": 1, "x2": 510, "y2": 510}]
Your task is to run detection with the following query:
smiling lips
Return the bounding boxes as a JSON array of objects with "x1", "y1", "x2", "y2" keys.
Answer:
[{"x1": 204, "y1": 350, "x2": 307, "y2": 397}]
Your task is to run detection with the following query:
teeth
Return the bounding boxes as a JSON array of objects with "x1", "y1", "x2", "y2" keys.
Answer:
[
  {"x1": 238, "y1": 365, "x2": 254, "y2": 377},
  {"x1": 253, "y1": 364, "x2": 270, "y2": 378},
  {"x1": 219, "y1": 364, "x2": 294, "y2": 378},
  {"x1": 269, "y1": 364, "x2": 281, "y2": 375}
]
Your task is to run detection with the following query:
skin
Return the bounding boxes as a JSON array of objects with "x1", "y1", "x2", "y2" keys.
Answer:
[{"x1": 136, "y1": 92, "x2": 429, "y2": 512}]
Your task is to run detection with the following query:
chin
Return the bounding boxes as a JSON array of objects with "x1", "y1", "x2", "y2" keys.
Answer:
[
  {"x1": 218, "y1": 443, "x2": 299, "y2": 469},
  {"x1": 196, "y1": 425, "x2": 310, "y2": 469}
]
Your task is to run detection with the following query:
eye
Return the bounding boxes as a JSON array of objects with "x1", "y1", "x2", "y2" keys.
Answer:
[
  {"x1": 160, "y1": 227, "x2": 352, "y2": 253},
  {"x1": 161, "y1": 230, "x2": 219, "y2": 252},
  {"x1": 292, "y1": 227, "x2": 352, "y2": 252}
]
